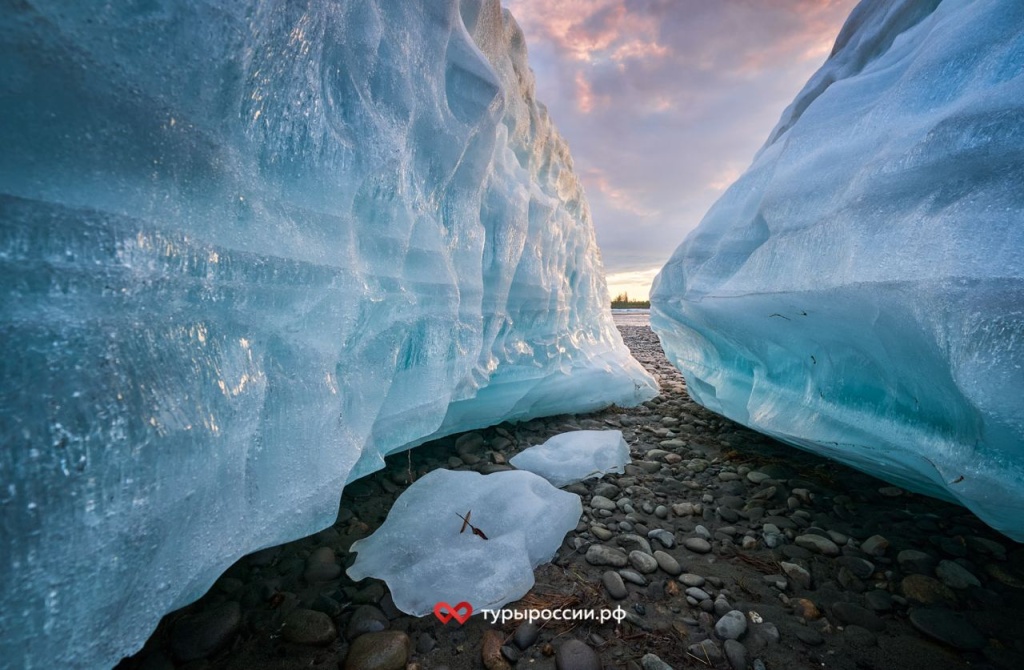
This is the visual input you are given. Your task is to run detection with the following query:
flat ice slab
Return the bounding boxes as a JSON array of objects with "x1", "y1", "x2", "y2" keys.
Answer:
[
  {"x1": 510, "y1": 430, "x2": 631, "y2": 487},
  {"x1": 346, "y1": 469, "x2": 582, "y2": 615}
]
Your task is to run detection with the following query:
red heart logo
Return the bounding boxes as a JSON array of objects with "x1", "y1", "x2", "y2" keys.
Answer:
[{"x1": 433, "y1": 601, "x2": 473, "y2": 625}]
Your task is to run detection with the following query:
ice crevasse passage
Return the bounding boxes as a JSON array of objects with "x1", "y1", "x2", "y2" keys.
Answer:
[
  {"x1": 0, "y1": 1, "x2": 657, "y2": 667},
  {"x1": 651, "y1": 0, "x2": 1024, "y2": 539}
]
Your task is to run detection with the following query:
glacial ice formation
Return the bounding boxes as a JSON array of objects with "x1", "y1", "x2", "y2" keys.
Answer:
[
  {"x1": 651, "y1": 0, "x2": 1024, "y2": 540},
  {"x1": 509, "y1": 430, "x2": 631, "y2": 487},
  {"x1": 0, "y1": 1, "x2": 657, "y2": 667},
  {"x1": 347, "y1": 469, "x2": 582, "y2": 615}
]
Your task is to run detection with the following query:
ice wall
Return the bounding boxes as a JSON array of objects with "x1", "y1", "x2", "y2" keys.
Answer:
[
  {"x1": 651, "y1": 0, "x2": 1024, "y2": 539},
  {"x1": 0, "y1": 1, "x2": 657, "y2": 667}
]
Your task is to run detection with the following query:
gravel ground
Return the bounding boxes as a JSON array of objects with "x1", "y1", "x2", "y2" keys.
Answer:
[{"x1": 120, "y1": 326, "x2": 1024, "y2": 670}]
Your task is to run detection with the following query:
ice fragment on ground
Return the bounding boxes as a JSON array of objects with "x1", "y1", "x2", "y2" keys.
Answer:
[
  {"x1": 346, "y1": 469, "x2": 582, "y2": 615},
  {"x1": 509, "y1": 430, "x2": 631, "y2": 487}
]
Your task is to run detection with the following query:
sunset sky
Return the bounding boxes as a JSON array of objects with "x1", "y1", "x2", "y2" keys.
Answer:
[{"x1": 503, "y1": 0, "x2": 860, "y2": 300}]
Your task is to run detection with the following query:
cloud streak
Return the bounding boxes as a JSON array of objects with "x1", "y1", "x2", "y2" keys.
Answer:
[{"x1": 504, "y1": 0, "x2": 859, "y2": 299}]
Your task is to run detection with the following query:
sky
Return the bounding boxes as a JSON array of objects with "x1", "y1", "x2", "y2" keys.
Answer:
[{"x1": 502, "y1": 0, "x2": 861, "y2": 300}]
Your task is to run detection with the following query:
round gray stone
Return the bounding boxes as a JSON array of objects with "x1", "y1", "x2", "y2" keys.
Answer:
[
  {"x1": 724, "y1": 639, "x2": 747, "y2": 670},
  {"x1": 653, "y1": 550, "x2": 682, "y2": 576},
  {"x1": 586, "y1": 544, "x2": 628, "y2": 567},
  {"x1": 936, "y1": 560, "x2": 981, "y2": 589},
  {"x1": 602, "y1": 571, "x2": 628, "y2": 599},
  {"x1": 629, "y1": 550, "x2": 659, "y2": 574},
  {"x1": 715, "y1": 610, "x2": 748, "y2": 640},
  {"x1": 794, "y1": 534, "x2": 839, "y2": 557},
  {"x1": 684, "y1": 537, "x2": 712, "y2": 554}
]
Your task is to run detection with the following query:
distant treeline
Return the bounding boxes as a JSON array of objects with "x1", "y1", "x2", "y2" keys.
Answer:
[{"x1": 610, "y1": 292, "x2": 650, "y2": 309}]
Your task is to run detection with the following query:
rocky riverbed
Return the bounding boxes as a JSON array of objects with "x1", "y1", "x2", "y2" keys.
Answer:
[{"x1": 119, "y1": 326, "x2": 1024, "y2": 670}]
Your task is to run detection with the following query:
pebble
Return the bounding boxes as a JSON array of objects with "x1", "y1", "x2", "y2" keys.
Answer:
[
  {"x1": 780, "y1": 562, "x2": 812, "y2": 590},
  {"x1": 591, "y1": 496, "x2": 617, "y2": 511},
  {"x1": 303, "y1": 547, "x2": 341, "y2": 582},
  {"x1": 482, "y1": 630, "x2": 512, "y2": 670},
  {"x1": 282, "y1": 609, "x2": 337, "y2": 646},
  {"x1": 514, "y1": 622, "x2": 541, "y2": 649},
  {"x1": 619, "y1": 569, "x2": 648, "y2": 586},
  {"x1": 555, "y1": 639, "x2": 601, "y2": 670},
  {"x1": 724, "y1": 639, "x2": 747, "y2": 670},
  {"x1": 687, "y1": 639, "x2": 723, "y2": 662},
  {"x1": 795, "y1": 628, "x2": 823, "y2": 646},
  {"x1": 346, "y1": 605, "x2": 389, "y2": 639},
  {"x1": 836, "y1": 556, "x2": 875, "y2": 579},
  {"x1": 686, "y1": 586, "x2": 711, "y2": 601},
  {"x1": 602, "y1": 571, "x2": 628, "y2": 599},
  {"x1": 653, "y1": 550, "x2": 682, "y2": 576},
  {"x1": 344, "y1": 631, "x2": 410, "y2": 670},
  {"x1": 683, "y1": 538, "x2": 712, "y2": 554},
  {"x1": 897, "y1": 549, "x2": 936, "y2": 575},
  {"x1": 831, "y1": 602, "x2": 885, "y2": 632},
  {"x1": 715, "y1": 610, "x2": 748, "y2": 640},
  {"x1": 629, "y1": 550, "x2": 659, "y2": 574},
  {"x1": 641, "y1": 653, "x2": 675, "y2": 670},
  {"x1": 648, "y1": 529, "x2": 675, "y2": 548},
  {"x1": 679, "y1": 573, "x2": 705, "y2": 587},
  {"x1": 901, "y1": 574, "x2": 956, "y2": 605},
  {"x1": 860, "y1": 534, "x2": 890, "y2": 556},
  {"x1": 909, "y1": 608, "x2": 986, "y2": 650},
  {"x1": 793, "y1": 598, "x2": 820, "y2": 620},
  {"x1": 794, "y1": 534, "x2": 839, "y2": 557},
  {"x1": 747, "y1": 471, "x2": 771, "y2": 484},
  {"x1": 586, "y1": 544, "x2": 628, "y2": 567},
  {"x1": 935, "y1": 560, "x2": 981, "y2": 589},
  {"x1": 864, "y1": 589, "x2": 893, "y2": 612},
  {"x1": 169, "y1": 601, "x2": 241, "y2": 662},
  {"x1": 591, "y1": 525, "x2": 613, "y2": 541}
]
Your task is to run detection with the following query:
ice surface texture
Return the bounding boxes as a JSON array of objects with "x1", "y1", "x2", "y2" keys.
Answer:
[
  {"x1": 347, "y1": 469, "x2": 582, "y2": 615},
  {"x1": 509, "y1": 430, "x2": 631, "y2": 487},
  {"x1": 0, "y1": 1, "x2": 657, "y2": 667},
  {"x1": 651, "y1": 0, "x2": 1024, "y2": 540}
]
